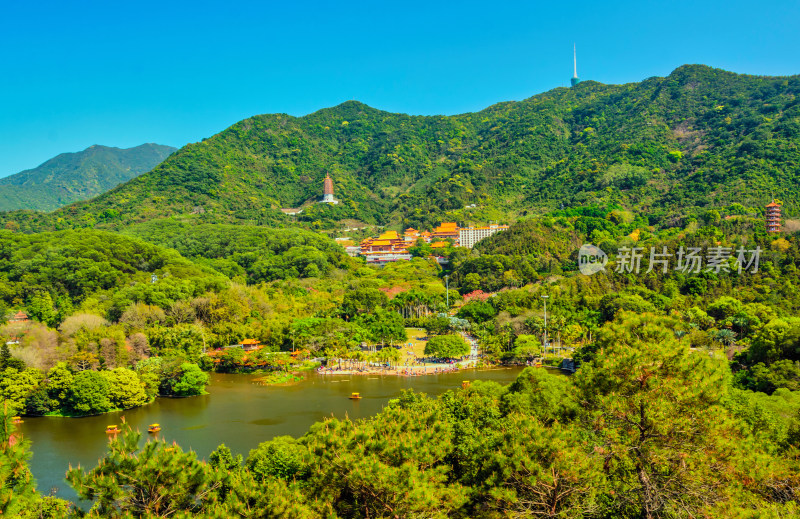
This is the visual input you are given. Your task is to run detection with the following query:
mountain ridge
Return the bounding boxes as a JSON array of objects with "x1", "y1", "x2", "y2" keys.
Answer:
[
  {"x1": 0, "y1": 143, "x2": 176, "y2": 212},
  {"x1": 2, "y1": 64, "x2": 799, "y2": 231}
]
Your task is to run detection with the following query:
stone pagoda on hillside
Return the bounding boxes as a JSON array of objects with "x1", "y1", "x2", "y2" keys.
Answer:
[{"x1": 320, "y1": 173, "x2": 339, "y2": 204}]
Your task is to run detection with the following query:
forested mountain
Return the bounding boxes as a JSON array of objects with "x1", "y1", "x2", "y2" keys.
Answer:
[
  {"x1": 3, "y1": 64, "x2": 797, "y2": 232},
  {"x1": 0, "y1": 143, "x2": 175, "y2": 212}
]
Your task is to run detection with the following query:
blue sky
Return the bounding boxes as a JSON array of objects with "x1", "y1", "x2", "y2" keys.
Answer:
[{"x1": 2, "y1": 0, "x2": 799, "y2": 178}]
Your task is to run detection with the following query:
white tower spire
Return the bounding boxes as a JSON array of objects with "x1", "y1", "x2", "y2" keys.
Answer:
[
  {"x1": 573, "y1": 43, "x2": 577, "y2": 78},
  {"x1": 571, "y1": 44, "x2": 580, "y2": 87}
]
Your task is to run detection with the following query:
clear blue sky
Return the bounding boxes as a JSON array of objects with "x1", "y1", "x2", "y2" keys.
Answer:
[{"x1": 2, "y1": 0, "x2": 799, "y2": 178}]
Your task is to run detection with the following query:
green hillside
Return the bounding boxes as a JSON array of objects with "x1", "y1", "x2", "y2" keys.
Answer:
[
  {"x1": 0, "y1": 143, "x2": 175, "y2": 212},
  {"x1": 3, "y1": 65, "x2": 799, "y2": 231},
  {"x1": 0, "y1": 229, "x2": 226, "y2": 309},
  {"x1": 122, "y1": 220, "x2": 353, "y2": 281}
]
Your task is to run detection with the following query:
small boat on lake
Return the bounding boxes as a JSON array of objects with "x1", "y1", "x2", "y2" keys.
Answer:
[
  {"x1": 349, "y1": 392, "x2": 362, "y2": 400},
  {"x1": 11, "y1": 416, "x2": 23, "y2": 425},
  {"x1": 106, "y1": 425, "x2": 120, "y2": 434},
  {"x1": 148, "y1": 424, "x2": 161, "y2": 433}
]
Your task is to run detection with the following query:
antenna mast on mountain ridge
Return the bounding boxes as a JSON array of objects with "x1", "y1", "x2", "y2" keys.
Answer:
[{"x1": 571, "y1": 44, "x2": 581, "y2": 87}]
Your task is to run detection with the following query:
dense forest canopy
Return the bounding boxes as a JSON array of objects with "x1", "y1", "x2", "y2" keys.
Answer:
[
  {"x1": 2, "y1": 207, "x2": 800, "y2": 516},
  {"x1": 0, "y1": 229, "x2": 226, "y2": 311},
  {"x1": 122, "y1": 220, "x2": 354, "y2": 282}
]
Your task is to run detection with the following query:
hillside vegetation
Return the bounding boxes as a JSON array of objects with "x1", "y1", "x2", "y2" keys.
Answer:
[
  {"x1": 122, "y1": 220, "x2": 353, "y2": 282},
  {"x1": 3, "y1": 65, "x2": 799, "y2": 231},
  {"x1": 0, "y1": 143, "x2": 175, "y2": 212},
  {"x1": 3, "y1": 211, "x2": 800, "y2": 516}
]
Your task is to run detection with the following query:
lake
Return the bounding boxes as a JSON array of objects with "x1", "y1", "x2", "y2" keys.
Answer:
[{"x1": 22, "y1": 367, "x2": 528, "y2": 503}]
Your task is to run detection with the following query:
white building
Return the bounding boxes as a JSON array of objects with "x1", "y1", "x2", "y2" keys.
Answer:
[
  {"x1": 458, "y1": 224, "x2": 509, "y2": 249},
  {"x1": 363, "y1": 252, "x2": 412, "y2": 265}
]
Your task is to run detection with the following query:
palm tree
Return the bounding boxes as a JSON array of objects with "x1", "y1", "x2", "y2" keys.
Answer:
[
  {"x1": 715, "y1": 329, "x2": 736, "y2": 349},
  {"x1": 731, "y1": 315, "x2": 750, "y2": 338},
  {"x1": 384, "y1": 347, "x2": 400, "y2": 369}
]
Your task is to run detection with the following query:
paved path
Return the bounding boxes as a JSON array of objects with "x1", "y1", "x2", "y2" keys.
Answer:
[{"x1": 457, "y1": 332, "x2": 480, "y2": 367}]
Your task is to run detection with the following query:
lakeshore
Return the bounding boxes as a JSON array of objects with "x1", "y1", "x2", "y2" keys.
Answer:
[{"x1": 21, "y1": 368, "x2": 527, "y2": 504}]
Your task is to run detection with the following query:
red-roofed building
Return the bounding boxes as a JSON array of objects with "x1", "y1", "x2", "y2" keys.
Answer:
[
  {"x1": 10, "y1": 311, "x2": 29, "y2": 323},
  {"x1": 240, "y1": 339, "x2": 261, "y2": 352}
]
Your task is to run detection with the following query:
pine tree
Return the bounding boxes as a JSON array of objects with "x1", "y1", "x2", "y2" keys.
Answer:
[
  {"x1": 208, "y1": 443, "x2": 241, "y2": 471},
  {"x1": 66, "y1": 418, "x2": 215, "y2": 516},
  {"x1": 0, "y1": 342, "x2": 10, "y2": 370},
  {"x1": 575, "y1": 312, "x2": 742, "y2": 518},
  {"x1": 0, "y1": 404, "x2": 37, "y2": 516}
]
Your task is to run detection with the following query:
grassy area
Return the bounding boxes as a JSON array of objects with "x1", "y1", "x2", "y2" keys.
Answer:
[
  {"x1": 294, "y1": 360, "x2": 322, "y2": 372},
  {"x1": 401, "y1": 327, "x2": 453, "y2": 367},
  {"x1": 403, "y1": 327, "x2": 429, "y2": 358},
  {"x1": 254, "y1": 371, "x2": 305, "y2": 386}
]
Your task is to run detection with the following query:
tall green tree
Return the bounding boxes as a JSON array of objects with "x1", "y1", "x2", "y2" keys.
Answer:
[
  {"x1": 0, "y1": 368, "x2": 42, "y2": 415},
  {"x1": 67, "y1": 420, "x2": 214, "y2": 517},
  {"x1": 0, "y1": 406, "x2": 37, "y2": 516},
  {"x1": 575, "y1": 312, "x2": 746, "y2": 518},
  {"x1": 102, "y1": 368, "x2": 149, "y2": 409},
  {"x1": 424, "y1": 334, "x2": 469, "y2": 358},
  {"x1": 171, "y1": 363, "x2": 209, "y2": 397},
  {"x1": 66, "y1": 370, "x2": 112, "y2": 415}
]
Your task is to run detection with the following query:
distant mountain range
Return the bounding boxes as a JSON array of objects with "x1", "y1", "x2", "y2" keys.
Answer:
[
  {"x1": 3, "y1": 65, "x2": 799, "y2": 231},
  {"x1": 0, "y1": 143, "x2": 176, "y2": 212}
]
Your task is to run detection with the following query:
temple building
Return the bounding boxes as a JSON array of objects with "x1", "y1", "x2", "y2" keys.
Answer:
[
  {"x1": 432, "y1": 222, "x2": 460, "y2": 242},
  {"x1": 320, "y1": 174, "x2": 339, "y2": 204},
  {"x1": 10, "y1": 311, "x2": 29, "y2": 323},
  {"x1": 766, "y1": 200, "x2": 782, "y2": 233},
  {"x1": 358, "y1": 222, "x2": 509, "y2": 263}
]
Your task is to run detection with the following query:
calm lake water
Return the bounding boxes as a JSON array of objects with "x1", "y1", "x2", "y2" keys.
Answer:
[{"x1": 22, "y1": 367, "x2": 527, "y2": 503}]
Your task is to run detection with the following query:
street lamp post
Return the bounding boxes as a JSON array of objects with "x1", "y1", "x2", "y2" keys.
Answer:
[
  {"x1": 445, "y1": 275, "x2": 449, "y2": 311},
  {"x1": 541, "y1": 295, "x2": 549, "y2": 356}
]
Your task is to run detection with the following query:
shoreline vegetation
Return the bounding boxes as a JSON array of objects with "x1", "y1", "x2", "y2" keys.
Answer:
[{"x1": 9, "y1": 331, "x2": 800, "y2": 517}]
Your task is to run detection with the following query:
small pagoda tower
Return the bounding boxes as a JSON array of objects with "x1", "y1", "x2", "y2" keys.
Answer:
[
  {"x1": 766, "y1": 199, "x2": 782, "y2": 233},
  {"x1": 320, "y1": 173, "x2": 339, "y2": 204}
]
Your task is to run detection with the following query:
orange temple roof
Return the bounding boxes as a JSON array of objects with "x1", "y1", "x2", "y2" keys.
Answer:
[
  {"x1": 434, "y1": 222, "x2": 458, "y2": 233},
  {"x1": 378, "y1": 231, "x2": 400, "y2": 240}
]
